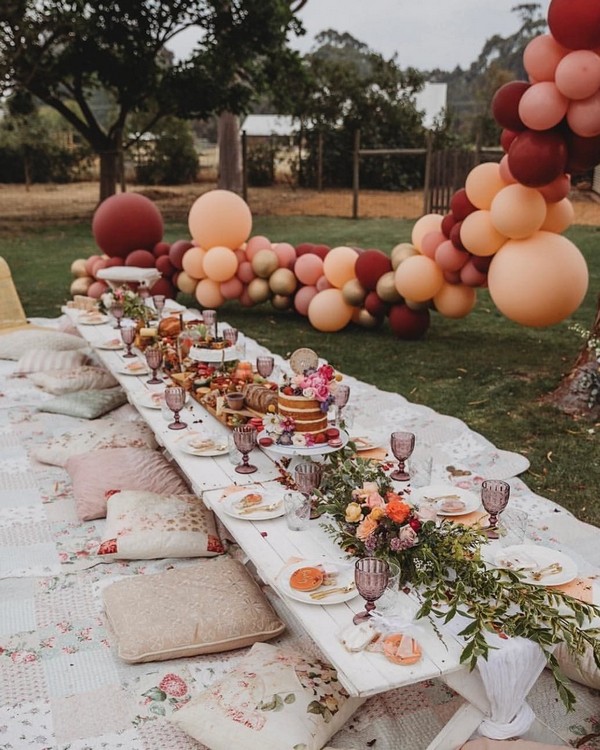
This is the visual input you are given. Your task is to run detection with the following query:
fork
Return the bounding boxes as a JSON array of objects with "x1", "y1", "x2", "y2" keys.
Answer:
[
  {"x1": 309, "y1": 582, "x2": 356, "y2": 600},
  {"x1": 530, "y1": 562, "x2": 563, "y2": 581},
  {"x1": 238, "y1": 501, "x2": 282, "y2": 515}
]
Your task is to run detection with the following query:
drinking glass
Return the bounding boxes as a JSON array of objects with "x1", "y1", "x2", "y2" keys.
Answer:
[
  {"x1": 164, "y1": 385, "x2": 188, "y2": 430},
  {"x1": 111, "y1": 301, "x2": 124, "y2": 329},
  {"x1": 256, "y1": 356, "x2": 274, "y2": 379},
  {"x1": 120, "y1": 324, "x2": 137, "y2": 358},
  {"x1": 295, "y1": 462, "x2": 323, "y2": 519},
  {"x1": 353, "y1": 557, "x2": 390, "y2": 624},
  {"x1": 232, "y1": 425, "x2": 258, "y2": 474},
  {"x1": 481, "y1": 479, "x2": 511, "y2": 539},
  {"x1": 390, "y1": 431, "x2": 416, "y2": 481},
  {"x1": 334, "y1": 384, "x2": 350, "y2": 426},
  {"x1": 223, "y1": 327, "x2": 238, "y2": 346},
  {"x1": 144, "y1": 346, "x2": 163, "y2": 385},
  {"x1": 202, "y1": 309, "x2": 218, "y2": 339},
  {"x1": 283, "y1": 491, "x2": 311, "y2": 531},
  {"x1": 152, "y1": 294, "x2": 166, "y2": 320}
]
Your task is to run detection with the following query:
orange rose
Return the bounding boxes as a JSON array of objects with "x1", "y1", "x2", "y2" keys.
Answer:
[
  {"x1": 386, "y1": 499, "x2": 412, "y2": 524},
  {"x1": 356, "y1": 515, "x2": 379, "y2": 541}
]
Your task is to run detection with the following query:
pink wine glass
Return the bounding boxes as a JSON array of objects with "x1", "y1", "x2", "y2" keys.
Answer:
[
  {"x1": 164, "y1": 385, "x2": 188, "y2": 430},
  {"x1": 481, "y1": 479, "x2": 511, "y2": 539},
  {"x1": 144, "y1": 347, "x2": 163, "y2": 384},
  {"x1": 111, "y1": 301, "x2": 124, "y2": 329},
  {"x1": 353, "y1": 557, "x2": 390, "y2": 624},
  {"x1": 202, "y1": 309, "x2": 218, "y2": 339},
  {"x1": 334, "y1": 384, "x2": 350, "y2": 426},
  {"x1": 223, "y1": 327, "x2": 238, "y2": 346},
  {"x1": 232, "y1": 425, "x2": 258, "y2": 473},
  {"x1": 152, "y1": 294, "x2": 166, "y2": 320},
  {"x1": 120, "y1": 324, "x2": 137, "y2": 358},
  {"x1": 295, "y1": 462, "x2": 323, "y2": 519},
  {"x1": 256, "y1": 356, "x2": 274, "y2": 379},
  {"x1": 390, "y1": 431, "x2": 416, "y2": 481}
]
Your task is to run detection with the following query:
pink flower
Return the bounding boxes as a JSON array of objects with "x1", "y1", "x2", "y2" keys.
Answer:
[
  {"x1": 398, "y1": 526, "x2": 418, "y2": 548},
  {"x1": 11, "y1": 650, "x2": 37, "y2": 664},
  {"x1": 365, "y1": 492, "x2": 385, "y2": 509},
  {"x1": 159, "y1": 673, "x2": 188, "y2": 698},
  {"x1": 416, "y1": 505, "x2": 438, "y2": 523},
  {"x1": 315, "y1": 385, "x2": 330, "y2": 401}
]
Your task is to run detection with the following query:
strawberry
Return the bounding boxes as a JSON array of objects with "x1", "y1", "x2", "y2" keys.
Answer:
[
  {"x1": 314, "y1": 432, "x2": 326, "y2": 444},
  {"x1": 282, "y1": 386, "x2": 294, "y2": 395}
]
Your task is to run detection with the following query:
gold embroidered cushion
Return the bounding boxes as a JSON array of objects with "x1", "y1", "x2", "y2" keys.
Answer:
[
  {"x1": 102, "y1": 559, "x2": 286, "y2": 663},
  {"x1": 0, "y1": 328, "x2": 87, "y2": 360},
  {"x1": 28, "y1": 365, "x2": 118, "y2": 394},
  {"x1": 97, "y1": 490, "x2": 225, "y2": 560},
  {"x1": 169, "y1": 641, "x2": 364, "y2": 750}
]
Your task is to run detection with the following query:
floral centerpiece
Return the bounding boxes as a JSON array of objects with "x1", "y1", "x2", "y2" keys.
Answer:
[
  {"x1": 313, "y1": 446, "x2": 600, "y2": 710},
  {"x1": 99, "y1": 285, "x2": 150, "y2": 323}
]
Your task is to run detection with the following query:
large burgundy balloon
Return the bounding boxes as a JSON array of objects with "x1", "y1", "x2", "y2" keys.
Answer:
[
  {"x1": 507, "y1": 129, "x2": 568, "y2": 187},
  {"x1": 450, "y1": 189, "x2": 477, "y2": 221},
  {"x1": 565, "y1": 132, "x2": 600, "y2": 173},
  {"x1": 388, "y1": 304, "x2": 430, "y2": 340},
  {"x1": 125, "y1": 249, "x2": 155, "y2": 268},
  {"x1": 92, "y1": 193, "x2": 164, "y2": 259},
  {"x1": 169, "y1": 240, "x2": 194, "y2": 271},
  {"x1": 354, "y1": 249, "x2": 392, "y2": 291},
  {"x1": 548, "y1": 0, "x2": 600, "y2": 51},
  {"x1": 491, "y1": 81, "x2": 530, "y2": 131}
]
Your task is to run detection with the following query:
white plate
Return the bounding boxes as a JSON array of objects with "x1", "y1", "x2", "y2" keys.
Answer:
[
  {"x1": 276, "y1": 560, "x2": 358, "y2": 605},
  {"x1": 134, "y1": 391, "x2": 165, "y2": 409},
  {"x1": 117, "y1": 362, "x2": 150, "y2": 376},
  {"x1": 411, "y1": 484, "x2": 481, "y2": 516},
  {"x1": 79, "y1": 314, "x2": 108, "y2": 325},
  {"x1": 258, "y1": 430, "x2": 349, "y2": 457},
  {"x1": 493, "y1": 544, "x2": 577, "y2": 587},
  {"x1": 179, "y1": 433, "x2": 229, "y2": 457},
  {"x1": 222, "y1": 488, "x2": 285, "y2": 520},
  {"x1": 350, "y1": 435, "x2": 383, "y2": 452},
  {"x1": 96, "y1": 338, "x2": 124, "y2": 351}
]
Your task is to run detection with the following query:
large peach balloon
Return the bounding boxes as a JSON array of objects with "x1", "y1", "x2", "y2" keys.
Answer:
[
  {"x1": 523, "y1": 34, "x2": 568, "y2": 82},
  {"x1": 394, "y1": 255, "x2": 444, "y2": 302},
  {"x1": 411, "y1": 214, "x2": 443, "y2": 251},
  {"x1": 488, "y1": 231, "x2": 588, "y2": 327},
  {"x1": 567, "y1": 91, "x2": 600, "y2": 138},
  {"x1": 194, "y1": 278, "x2": 225, "y2": 308},
  {"x1": 465, "y1": 162, "x2": 506, "y2": 210},
  {"x1": 294, "y1": 285, "x2": 318, "y2": 316},
  {"x1": 555, "y1": 50, "x2": 600, "y2": 100},
  {"x1": 181, "y1": 246, "x2": 207, "y2": 280},
  {"x1": 176, "y1": 271, "x2": 198, "y2": 295},
  {"x1": 541, "y1": 198, "x2": 575, "y2": 233},
  {"x1": 294, "y1": 253, "x2": 324, "y2": 285},
  {"x1": 433, "y1": 283, "x2": 477, "y2": 318},
  {"x1": 269, "y1": 268, "x2": 297, "y2": 296},
  {"x1": 518, "y1": 82, "x2": 569, "y2": 131},
  {"x1": 322, "y1": 246, "x2": 358, "y2": 288},
  {"x1": 308, "y1": 289, "x2": 354, "y2": 332},
  {"x1": 188, "y1": 190, "x2": 252, "y2": 250},
  {"x1": 202, "y1": 246, "x2": 238, "y2": 282},
  {"x1": 460, "y1": 210, "x2": 506, "y2": 256},
  {"x1": 490, "y1": 184, "x2": 547, "y2": 239}
]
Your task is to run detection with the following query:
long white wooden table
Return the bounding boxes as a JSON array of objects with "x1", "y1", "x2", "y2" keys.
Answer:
[{"x1": 69, "y1": 310, "x2": 565, "y2": 750}]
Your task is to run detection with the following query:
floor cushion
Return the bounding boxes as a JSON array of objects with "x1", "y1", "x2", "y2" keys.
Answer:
[
  {"x1": 28, "y1": 365, "x2": 118, "y2": 394},
  {"x1": 14, "y1": 348, "x2": 88, "y2": 374},
  {"x1": 554, "y1": 641, "x2": 600, "y2": 690},
  {"x1": 102, "y1": 558, "x2": 285, "y2": 663},
  {"x1": 66, "y1": 446, "x2": 188, "y2": 521},
  {"x1": 97, "y1": 490, "x2": 225, "y2": 559},
  {"x1": 169, "y1": 641, "x2": 364, "y2": 750},
  {"x1": 37, "y1": 387, "x2": 128, "y2": 421},
  {"x1": 0, "y1": 328, "x2": 86, "y2": 360}
]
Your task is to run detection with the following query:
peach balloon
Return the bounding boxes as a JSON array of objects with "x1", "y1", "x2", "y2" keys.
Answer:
[
  {"x1": 541, "y1": 198, "x2": 575, "y2": 233},
  {"x1": 251, "y1": 248, "x2": 279, "y2": 279},
  {"x1": 247, "y1": 277, "x2": 271, "y2": 304},
  {"x1": 567, "y1": 91, "x2": 600, "y2": 138},
  {"x1": 188, "y1": 190, "x2": 252, "y2": 251},
  {"x1": 490, "y1": 184, "x2": 547, "y2": 239},
  {"x1": 245, "y1": 235, "x2": 271, "y2": 260},
  {"x1": 465, "y1": 162, "x2": 506, "y2": 210},
  {"x1": 294, "y1": 254, "x2": 324, "y2": 285},
  {"x1": 498, "y1": 155, "x2": 518, "y2": 185},
  {"x1": 181, "y1": 246, "x2": 207, "y2": 279},
  {"x1": 411, "y1": 214, "x2": 443, "y2": 251},
  {"x1": 202, "y1": 246, "x2": 238, "y2": 282},
  {"x1": 322, "y1": 246, "x2": 359, "y2": 288},
  {"x1": 220, "y1": 276, "x2": 244, "y2": 300},
  {"x1": 420, "y1": 230, "x2": 446, "y2": 259},
  {"x1": 555, "y1": 50, "x2": 600, "y2": 100},
  {"x1": 488, "y1": 231, "x2": 588, "y2": 327},
  {"x1": 433, "y1": 283, "x2": 477, "y2": 318},
  {"x1": 194, "y1": 278, "x2": 225, "y2": 308},
  {"x1": 523, "y1": 34, "x2": 567, "y2": 82},
  {"x1": 434, "y1": 240, "x2": 469, "y2": 271},
  {"x1": 394, "y1": 255, "x2": 444, "y2": 302},
  {"x1": 294, "y1": 285, "x2": 318, "y2": 316},
  {"x1": 316, "y1": 275, "x2": 333, "y2": 292},
  {"x1": 272, "y1": 242, "x2": 297, "y2": 270},
  {"x1": 308, "y1": 289, "x2": 354, "y2": 332},
  {"x1": 84, "y1": 254, "x2": 101, "y2": 277},
  {"x1": 71, "y1": 258, "x2": 88, "y2": 277},
  {"x1": 460, "y1": 210, "x2": 506, "y2": 256},
  {"x1": 518, "y1": 82, "x2": 569, "y2": 131},
  {"x1": 70, "y1": 276, "x2": 93, "y2": 296},
  {"x1": 176, "y1": 270, "x2": 199, "y2": 295},
  {"x1": 269, "y1": 267, "x2": 297, "y2": 296},
  {"x1": 237, "y1": 261, "x2": 255, "y2": 284}
]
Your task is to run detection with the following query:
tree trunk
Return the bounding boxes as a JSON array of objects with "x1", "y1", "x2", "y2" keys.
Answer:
[
  {"x1": 98, "y1": 150, "x2": 120, "y2": 203},
  {"x1": 217, "y1": 111, "x2": 243, "y2": 194},
  {"x1": 542, "y1": 295, "x2": 600, "y2": 420}
]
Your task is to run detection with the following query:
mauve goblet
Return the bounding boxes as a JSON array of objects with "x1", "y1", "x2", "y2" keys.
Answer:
[
  {"x1": 481, "y1": 479, "x2": 511, "y2": 539},
  {"x1": 390, "y1": 431, "x2": 416, "y2": 482},
  {"x1": 202, "y1": 309, "x2": 218, "y2": 339},
  {"x1": 334, "y1": 384, "x2": 350, "y2": 426},
  {"x1": 144, "y1": 346, "x2": 163, "y2": 385},
  {"x1": 164, "y1": 385, "x2": 188, "y2": 430},
  {"x1": 256, "y1": 356, "x2": 274, "y2": 379},
  {"x1": 152, "y1": 294, "x2": 166, "y2": 320},
  {"x1": 232, "y1": 425, "x2": 258, "y2": 474},
  {"x1": 223, "y1": 327, "x2": 238, "y2": 346},
  {"x1": 295, "y1": 462, "x2": 323, "y2": 519},
  {"x1": 120, "y1": 324, "x2": 137, "y2": 358},
  {"x1": 111, "y1": 301, "x2": 124, "y2": 329},
  {"x1": 353, "y1": 557, "x2": 390, "y2": 624}
]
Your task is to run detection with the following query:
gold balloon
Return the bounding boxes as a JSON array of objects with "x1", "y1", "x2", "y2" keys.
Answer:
[
  {"x1": 269, "y1": 267, "x2": 297, "y2": 296},
  {"x1": 271, "y1": 294, "x2": 292, "y2": 310},
  {"x1": 342, "y1": 278, "x2": 367, "y2": 306},
  {"x1": 376, "y1": 271, "x2": 403, "y2": 303},
  {"x1": 247, "y1": 277, "x2": 272, "y2": 304},
  {"x1": 391, "y1": 243, "x2": 418, "y2": 270},
  {"x1": 70, "y1": 276, "x2": 93, "y2": 296},
  {"x1": 355, "y1": 308, "x2": 380, "y2": 328},
  {"x1": 405, "y1": 298, "x2": 430, "y2": 311},
  {"x1": 176, "y1": 270, "x2": 198, "y2": 295},
  {"x1": 70, "y1": 258, "x2": 89, "y2": 278},
  {"x1": 251, "y1": 248, "x2": 279, "y2": 279}
]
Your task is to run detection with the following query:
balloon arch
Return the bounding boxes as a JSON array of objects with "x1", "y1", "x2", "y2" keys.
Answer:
[{"x1": 72, "y1": 0, "x2": 598, "y2": 339}]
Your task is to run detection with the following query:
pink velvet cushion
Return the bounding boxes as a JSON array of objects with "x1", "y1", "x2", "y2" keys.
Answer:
[{"x1": 65, "y1": 447, "x2": 188, "y2": 522}]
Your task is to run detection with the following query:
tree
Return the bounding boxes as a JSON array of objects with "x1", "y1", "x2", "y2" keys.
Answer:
[{"x1": 0, "y1": 1, "x2": 306, "y2": 202}]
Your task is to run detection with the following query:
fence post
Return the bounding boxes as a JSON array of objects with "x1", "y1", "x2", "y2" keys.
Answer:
[
  {"x1": 241, "y1": 130, "x2": 248, "y2": 203},
  {"x1": 317, "y1": 130, "x2": 323, "y2": 192},
  {"x1": 423, "y1": 131, "x2": 432, "y2": 215},
  {"x1": 352, "y1": 129, "x2": 360, "y2": 219}
]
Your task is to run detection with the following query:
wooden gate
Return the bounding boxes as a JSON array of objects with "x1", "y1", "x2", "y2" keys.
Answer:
[{"x1": 423, "y1": 148, "x2": 478, "y2": 215}]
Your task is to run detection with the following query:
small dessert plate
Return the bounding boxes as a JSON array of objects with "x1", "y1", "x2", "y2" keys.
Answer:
[
  {"x1": 411, "y1": 484, "x2": 481, "y2": 516},
  {"x1": 180, "y1": 433, "x2": 228, "y2": 457},
  {"x1": 276, "y1": 560, "x2": 357, "y2": 605},
  {"x1": 96, "y1": 338, "x2": 124, "y2": 350},
  {"x1": 222, "y1": 489, "x2": 285, "y2": 521}
]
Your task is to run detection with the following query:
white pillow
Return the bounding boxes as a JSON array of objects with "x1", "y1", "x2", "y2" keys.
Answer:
[
  {"x1": 0, "y1": 328, "x2": 87, "y2": 360},
  {"x1": 169, "y1": 642, "x2": 365, "y2": 750},
  {"x1": 14, "y1": 348, "x2": 88, "y2": 374},
  {"x1": 32, "y1": 419, "x2": 158, "y2": 467},
  {"x1": 28, "y1": 365, "x2": 118, "y2": 394}
]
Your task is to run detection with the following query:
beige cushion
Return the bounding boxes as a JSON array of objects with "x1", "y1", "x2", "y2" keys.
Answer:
[
  {"x1": 0, "y1": 328, "x2": 86, "y2": 360},
  {"x1": 554, "y1": 641, "x2": 600, "y2": 690},
  {"x1": 97, "y1": 490, "x2": 224, "y2": 560},
  {"x1": 38, "y1": 387, "x2": 127, "y2": 420},
  {"x1": 14, "y1": 348, "x2": 88, "y2": 374},
  {"x1": 102, "y1": 559, "x2": 286, "y2": 663},
  {"x1": 169, "y1": 641, "x2": 364, "y2": 750},
  {"x1": 66, "y1": 446, "x2": 188, "y2": 521},
  {"x1": 28, "y1": 365, "x2": 118, "y2": 394},
  {"x1": 32, "y1": 419, "x2": 158, "y2": 467}
]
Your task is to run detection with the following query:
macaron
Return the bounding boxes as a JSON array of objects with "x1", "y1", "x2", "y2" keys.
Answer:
[
  {"x1": 258, "y1": 436, "x2": 273, "y2": 447},
  {"x1": 326, "y1": 427, "x2": 340, "y2": 440},
  {"x1": 328, "y1": 438, "x2": 343, "y2": 448}
]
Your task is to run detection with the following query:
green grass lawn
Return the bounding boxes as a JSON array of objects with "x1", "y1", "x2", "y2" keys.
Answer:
[{"x1": 3, "y1": 216, "x2": 599, "y2": 525}]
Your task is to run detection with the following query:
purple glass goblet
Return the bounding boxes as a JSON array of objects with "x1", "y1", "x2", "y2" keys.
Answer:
[
  {"x1": 164, "y1": 385, "x2": 188, "y2": 430},
  {"x1": 202, "y1": 309, "x2": 218, "y2": 339},
  {"x1": 111, "y1": 301, "x2": 124, "y2": 329},
  {"x1": 152, "y1": 294, "x2": 166, "y2": 320},
  {"x1": 144, "y1": 347, "x2": 163, "y2": 385},
  {"x1": 232, "y1": 425, "x2": 258, "y2": 474},
  {"x1": 295, "y1": 462, "x2": 323, "y2": 519},
  {"x1": 223, "y1": 327, "x2": 238, "y2": 346},
  {"x1": 334, "y1": 384, "x2": 350, "y2": 426},
  {"x1": 120, "y1": 324, "x2": 137, "y2": 358},
  {"x1": 256, "y1": 356, "x2": 274, "y2": 379},
  {"x1": 353, "y1": 557, "x2": 390, "y2": 624},
  {"x1": 390, "y1": 431, "x2": 416, "y2": 481},
  {"x1": 481, "y1": 479, "x2": 510, "y2": 539}
]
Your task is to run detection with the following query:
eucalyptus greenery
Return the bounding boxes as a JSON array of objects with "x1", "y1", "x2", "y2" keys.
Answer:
[{"x1": 315, "y1": 446, "x2": 600, "y2": 711}]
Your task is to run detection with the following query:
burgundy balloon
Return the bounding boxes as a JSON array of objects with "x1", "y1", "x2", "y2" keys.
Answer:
[
  {"x1": 449, "y1": 221, "x2": 466, "y2": 251},
  {"x1": 312, "y1": 244, "x2": 330, "y2": 260},
  {"x1": 153, "y1": 241, "x2": 171, "y2": 258},
  {"x1": 388, "y1": 304, "x2": 430, "y2": 340},
  {"x1": 443, "y1": 270, "x2": 462, "y2": 285},
  {"x1": 155, "y1": 255, "x2": 176, "y2": 277},
  {"x1": 491, "y1": 81, "x2": 530, "y2": 131},
  {"x1": 104, "y1": 257, "x2": 124, "y2": 267},
  {"x1": 354, "y1": 249, "x2": 393, "y2": 290},
  {"x1": 364, "y1": 291, "x2": 388, "y2": 319},
  {"x1": 500, "y1": 129, "x2": 519, "y2": 153},
  {"x1": 565, "y1": 132, "x2": 600, "y2": 174},
  {"x1": 295, "y1": 242, "x2": 316, "y2": 256},
  {"x1": 548, "y1": 0, "x2": 600, "y2": 51},
  {"x1": 470, "y1": 254, "x2": 493, "y2": 274},
  {"x1": 125, "y1": 249, "x2": 156, "y2": 268},
  {"x1": 149, "y1": 277, "x2": 176, "y2": 299},
  {"x1": 92, "y1": 193, "x2": 164, "y2": 259},
  {"x1": 441, "y1": 212, "x2": 457, "y2": 238},
  {"x1": 450, "y1": 189, "x2": 477, "y2": 221},
  {"x1": 169, "y1": 240, "x2": 194, "y2": 271},
  {"x1": 538, "y1": 174, "x2": 571, "y2": 203},
  {"x1": 507, "y1": 129, "x2": 568, "y2": 187}
]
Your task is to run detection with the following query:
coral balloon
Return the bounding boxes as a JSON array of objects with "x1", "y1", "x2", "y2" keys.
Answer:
[
  {"x1": 420, "y1": 231, "x2": 446, "y2": 259},
  {"x1": 342, "y1": 278, "x2": 367, "y2": 306},
  {"x1": 376, "y1": 271, "x2": 403, "y2": 303},
  {"x1": 194, "y1": 278, "x2": 225, "y2": 308},
  {"x1": 508, "y1": 129, "x2": 568, "y2": 187},
  {"x1": 125, "y1": 249, "x2": 155, "y2": 268},
  {"x1": 555, "y1": 50, "x2": 600, "y2": 100},
  {"x1": 308, "y1": 289, "x2": 354, "y2": 332},
  {"x1": 104, "y1": 257, "x2": 124, "y2": 268},
  {"x1": 251, "y1": 248, "x2": 279, "y2": 279},
  {"x1": 355, "y1": 249, "x2": 392, "y2": 290},
  {"x1": 245, "y1": 235, "x2": 271, "y2": 260},
  {"x1": 316, "y1": 275, "x2": 333, "y2": 292},
  {"x1": 490, "y1": 184, "x2": 547, "y2": 239},
  {"x1": 394, "y1": 255, "x2": 444, "y2": 302},
  {"x1": 411, "y1": 214, "x2": 443, "y2": 251},
  {"x1": 491, "y1": 81, "x2": 529, "y2": 131},
  {"x1": 92, "y1": 193, "x2": 164, "y2": 258},
  {"x1": 548, "y1": 0, "x2": 600, "y2": 51},
  {"x1": 269, "y1": 268, "x2": 297, "y2": 296},
  {"x1": 388, "y1": 304, "x2": 430, "y2": 339},
  {"x1": 391, "y1": 243, "x2": 418, "y2": 269},
  {"x1": 84, "y1": 254, "x2": 101, "y2": 277},
  {"x1": 169, "y1": 240, "x2": 194, "y2": 271},
  {"x1": 188, "y1": 190, "x2": 252, "y2": 251},
  {"x1": 460, "y1": 260, "x2": 489, "y2": 288},
  {"x1": 247, "y1": 278, "x2": 271, "y2": 304},
  {"x1": 433, "y1": 283, "x2": 477, "y2": 318},
  {"x1": 523, "y1": 34, "x2": 568, "y2": 82},
  {"x1": 518, "y1": 82, "x2": 569, "y2": 131},
  {"x1": 450, "y1": 189, "x2": 477, "y2": 221},
  {"x1": 498, "y1": 155, "x2": 517, "y2": 185},
  {"x1": 322, "y1": 246, "x2": 359, "y2": 288},
  {"x1": 181, "y1": 247, "x2": 207, "y2": 280},
  {"x1": 465, "y1": 162, "x2": 506, "y2": 210},
  {"x1": 176, "y1": 271, "x2": 198, "y2": 295},
  {"x1": 87, "y1": 280, "x2": 109, "y2": 299},
  {"x1": 294, "y1": 254, "x2": 324, "y2": 285},
  {"x1": 203, "y1": 246, "x2": 238, "y2": 282},
  {"x1": 237, "y1": 261, "x2": 256, "y2": 284},
  {"x1": 541, "y1": 198, "x2": 575, "y2": 233},
  {"x1": 567, "y1": 91, "x2": 600, "y2": 137},
  {"x1": 435, "y1": 240, "x2": 469, "y2": 271},
  {"x1": 220, "y1": 277, "x2": 244, "y2": 300},
  {"x1": 294, "y1": 285, "x2": 318, "y2": 316},
  {"x1": 488, "y1": 231, "x2": 588, "y2": 327},
  {"x1": 460, "y1": 210, "x2": 506, "y2": 256},
  {"x1": 272, "y1": 242, "x2": 297, "y2": 270}
]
